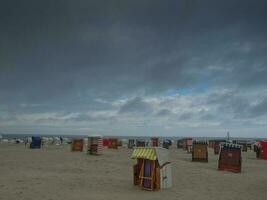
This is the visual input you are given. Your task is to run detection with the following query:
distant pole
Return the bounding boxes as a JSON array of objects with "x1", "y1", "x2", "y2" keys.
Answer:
[{"x1": 227, "y1": 131, "x2": 230, "y2": 142}]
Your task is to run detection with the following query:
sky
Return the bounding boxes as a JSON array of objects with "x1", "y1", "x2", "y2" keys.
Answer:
[{"x1": 0, "y1": 0, "x2": 267, "y2": 137}]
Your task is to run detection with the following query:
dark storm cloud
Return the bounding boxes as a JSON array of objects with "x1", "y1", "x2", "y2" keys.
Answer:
[
  {"x1": 119, "y1": 97, "x2": 153, "y2": 114},
  {"x1": 156, "y1": 109, "x2": 173, "y2": 117},
  {"x1": 1, "y1": 0, "x2": 267, "y2": 104},
  {"x1": 209, "y1": 91, "x2": 251, "y2": 117},
  {"x1": 200, "y1": 114, "x2": 215, "y2": 121},
  {"x1": 207, "y1": 91, "x2": 267, "y2": 118},
  {"x1": 68, "y1": 113, "x2": 116, "y2": 122},
  {"x1": 179, "y1": 112, "x2": 193, "y2": 120},
  {"x1": 1, "y1": 0, "x2": 267, "y2": 135},
  {"x1": 248, "y1": 98, "x2": 267, "y2": 117},
  {"x1": 0, "y1": 115, "x2": 17, "y2": 121}
]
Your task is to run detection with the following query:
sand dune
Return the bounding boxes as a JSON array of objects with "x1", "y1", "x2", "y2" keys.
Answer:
[{"x1": 0, "y1": 144, "x2": 266, "y2": 200}]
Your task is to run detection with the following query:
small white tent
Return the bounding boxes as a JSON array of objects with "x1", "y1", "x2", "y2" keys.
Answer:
[
  {"x1": 53, "y1": 137, "x2": 61, "y2": 145},
  {"x1": 121, "y1": 139, "x2": 128, "y2": 148},
  {"x1": 2, "y1": 139, "x2": 8, "y2": 143}
]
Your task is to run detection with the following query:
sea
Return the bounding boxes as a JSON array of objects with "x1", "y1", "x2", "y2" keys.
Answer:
[{"x1": 0, "y1": 133, "x2": 265, "y2": 142}]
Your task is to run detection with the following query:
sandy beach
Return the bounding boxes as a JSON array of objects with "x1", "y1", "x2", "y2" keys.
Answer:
[{"x1": 0, "y1": 144, "x2": 266, "y2": 200}]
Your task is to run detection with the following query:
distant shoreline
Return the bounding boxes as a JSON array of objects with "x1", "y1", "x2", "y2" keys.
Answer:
[{"x1": 1, "y1": 133, "x2": 266, "y2": 141}]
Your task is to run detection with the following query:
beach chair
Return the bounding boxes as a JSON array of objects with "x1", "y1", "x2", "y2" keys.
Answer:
[
  {"x1": 128, "y1": 139, "x2": 135, "y2": 149},
  {"x1": 71, "y1": 139, "x2": 83, "y2": 152},
  {"x1": 218, "y1": 143, "x2": 242, "y2": 173},
  {"x1": 214, "y1": 140, "x2": 225, "y2": 155},
  {"x1": 151, "y1": 137, "x2": 159, "y2": 147},
  {"x1": 131, "y1": 147, "x2": 172, "y2": 191},
  {"x1": 87, "y1": 135, "x2": 103, "y2": 155},
  {"x1": 108, "y1": 138, "x2": 118, "y2": 149},
  {"x1": 257, "y1": 141, "x2": 267, "y2": 159},
  {"x1": 192, "y1": 141, "x2": 208, "y2": 162}
]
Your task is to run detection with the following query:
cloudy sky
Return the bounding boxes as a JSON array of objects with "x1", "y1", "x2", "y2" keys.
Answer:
[{"x1": 1, "y1": 0, "x2": 267, "y2": 137}]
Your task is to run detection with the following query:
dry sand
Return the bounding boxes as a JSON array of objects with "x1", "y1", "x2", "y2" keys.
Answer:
[{"x1": 0, "y1": 144, "x2": 266, "y2": 200}]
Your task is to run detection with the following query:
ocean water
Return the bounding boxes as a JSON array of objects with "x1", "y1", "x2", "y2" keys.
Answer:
[{"x1": 1, "y1": 133, "x2": 265, "y2": 142}]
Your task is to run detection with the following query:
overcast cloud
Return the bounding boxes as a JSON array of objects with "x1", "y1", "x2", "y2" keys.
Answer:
[{"x1": 1, "y1": 0, "x2": 267, "y2": 137}]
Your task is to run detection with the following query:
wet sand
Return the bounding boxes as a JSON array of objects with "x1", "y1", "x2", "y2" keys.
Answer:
[{"x1": 0, "y1": 144, "x2": 266, "y2": 200}]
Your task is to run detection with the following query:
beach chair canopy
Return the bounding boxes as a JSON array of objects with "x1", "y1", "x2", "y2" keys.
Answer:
[
  {"x1": 193, "y1": 140, "x2": 208, "y2": 145},
  {"x1": 131, "y1": 147, "x2": 169, "y2": 166},
  {"x1": 220, "y1": 143, "x2": 241, "y2": 149}
]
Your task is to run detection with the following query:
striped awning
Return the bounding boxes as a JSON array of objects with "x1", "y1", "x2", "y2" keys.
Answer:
[{"x1": 131, "y1": 147, "x2": 157, "y2": 160}]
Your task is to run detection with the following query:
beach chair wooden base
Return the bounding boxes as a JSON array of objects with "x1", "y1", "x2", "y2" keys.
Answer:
[{"x1": 218, "y1": 164, "x2": 241, "y2": 173}]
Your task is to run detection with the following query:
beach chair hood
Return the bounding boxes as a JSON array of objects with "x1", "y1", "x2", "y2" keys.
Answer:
[{"x1": 131, "y1": 147, "x2": 169, "y2": 166}]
